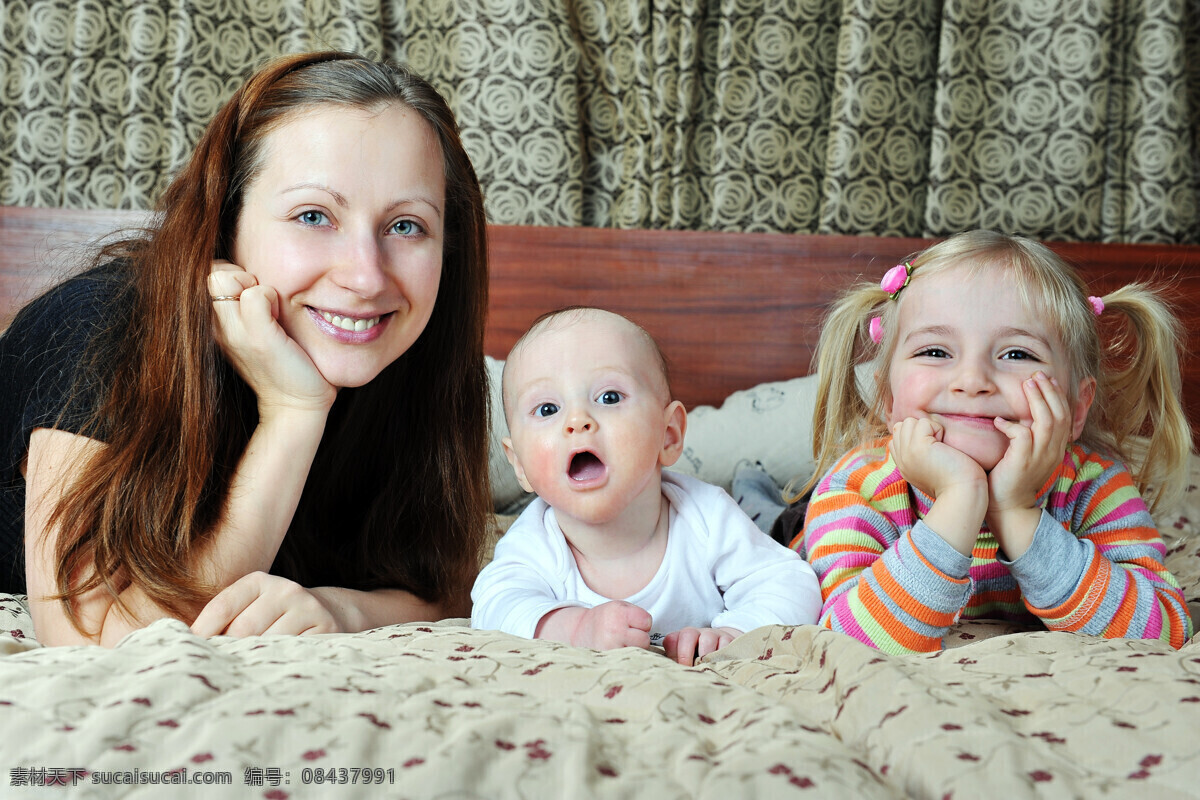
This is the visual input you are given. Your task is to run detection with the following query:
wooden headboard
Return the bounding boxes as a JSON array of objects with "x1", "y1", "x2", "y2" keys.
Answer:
[{"x1": 4, "y1": 205, "x2": 1200, "y2": 438}]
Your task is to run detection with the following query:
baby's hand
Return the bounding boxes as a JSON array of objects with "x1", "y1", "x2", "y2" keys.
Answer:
[
  {"x1": 544, "y1": 601, "x2": 652, "y2": 651},
  {"x1": 890, "y1": 416, "x2": 986, "y2": 497},
  {"x1": 662, "y1": 626, "x2": 742, "y2": 666},
  {"x1": 989, "y1": 372, "x2": 1072, "y2": 512}
]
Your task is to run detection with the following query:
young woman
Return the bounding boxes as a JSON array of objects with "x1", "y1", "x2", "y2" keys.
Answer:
[{"x1": 1, "y1": 52, "x2": 492, "y2": 646}]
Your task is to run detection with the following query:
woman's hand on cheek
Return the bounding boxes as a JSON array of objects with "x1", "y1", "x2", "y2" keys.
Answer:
[
  {"x1": 209, "y1": 261, "x2": 336, "y2": 417},
  {"x1": 190, "y1": 571, "x2": 342, "y2": 637},
  {"x1": 988, "y1": 372, "x2": 1071, "y2": 513},
  {"x1": 890, "y1": 416, "x2": 985, "y2": 498}
]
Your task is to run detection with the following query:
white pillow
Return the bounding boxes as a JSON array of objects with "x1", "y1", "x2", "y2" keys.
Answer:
[
  {"x1": 487, "y1": 356, "x2": 820, "y2": 510},
  {"x1": 487, "y1": 356, "x2": 529, "y2": 512},
  {"x1": 672, "y1": 375, "x2": 819, "y2": 495}
]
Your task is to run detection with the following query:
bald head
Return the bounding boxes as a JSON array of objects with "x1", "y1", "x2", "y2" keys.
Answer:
[{"x1": 502, "y1": 307, "x2": 671, "y2": 424}]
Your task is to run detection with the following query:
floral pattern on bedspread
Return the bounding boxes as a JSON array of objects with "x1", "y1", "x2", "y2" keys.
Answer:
[
  {"x1": 0, "y1": 466, "x2": 1197, "y2": 798},
  {"x1": 0, "y1": 615, "x2": 1197, "y2": 799}
]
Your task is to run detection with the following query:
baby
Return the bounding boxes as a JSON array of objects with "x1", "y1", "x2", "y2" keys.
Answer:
[{"x1": 471, "y1": 307, "x2": 822, "y2": 665}]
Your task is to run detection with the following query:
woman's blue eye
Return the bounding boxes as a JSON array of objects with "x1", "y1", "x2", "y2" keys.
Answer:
[
  {"x1": 598, "y1": 390, "x2": 621, "y2": 405},
  {"x1": 535, "y1": 403, "x2": 559, "y2": 417},
  {"x1": 392, "y1": 219, "x2": 422, "y2": 236},
  {"x1": 298, "y1": 210, "x2": 327, "y2": 226}
]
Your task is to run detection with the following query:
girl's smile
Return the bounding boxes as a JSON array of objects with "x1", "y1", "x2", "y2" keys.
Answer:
[{"x1": 886, "y1": 265, "x2": 1090, "y2": 471}]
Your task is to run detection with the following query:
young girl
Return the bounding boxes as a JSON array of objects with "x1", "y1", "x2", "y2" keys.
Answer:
[{"x1": 792, "y1": 230, "x2": 1193, "y2": 654}]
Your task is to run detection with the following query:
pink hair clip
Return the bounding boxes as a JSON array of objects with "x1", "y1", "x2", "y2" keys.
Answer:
[
  {"x1": 869, "y1": 316, "x2": 884, "y2": 343},
  {"x1": 1088, "y1": 295, "x2": 1104, "y2": 316},
  {"x1": 880, "y1": 262, "x2": 912, "y2": 297}
]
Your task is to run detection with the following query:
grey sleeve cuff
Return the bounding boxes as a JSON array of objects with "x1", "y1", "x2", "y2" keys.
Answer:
[
  {"x1": 910, "y1": 521, "x2": 973, "y2": 579},
  {"x1": 1001, "y1": 511, "x2": 1091, "y2": 610}
]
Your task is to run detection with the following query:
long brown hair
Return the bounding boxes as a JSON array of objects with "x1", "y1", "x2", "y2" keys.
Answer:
[{"x1": 48, "y1": 52, "x2": 491, "y2": 626}]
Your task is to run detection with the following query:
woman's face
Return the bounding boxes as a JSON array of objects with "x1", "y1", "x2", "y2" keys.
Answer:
[{"x1": 232, "y1": 103, "x2": 445, "y2": 388}]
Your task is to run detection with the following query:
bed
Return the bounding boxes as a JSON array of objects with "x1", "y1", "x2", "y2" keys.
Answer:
[{"x1": 2, "y1": 206, "x2": 1200, "y2": 798}]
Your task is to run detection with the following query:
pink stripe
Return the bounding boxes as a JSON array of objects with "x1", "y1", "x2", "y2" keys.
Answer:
[
  {"x1": 970, "y1": 562, "x2": 1010, "y2": 581},
  {"x1": 1144, "y1": 599, "x2": 1163, "y2": 639},
  {"x1": 830, "y1": 553, "x2": 879, "y2": 571},
  {"x1": 1086, "y1": 497, "x2": 1148, "y2": 528},
  {"x1": 832, "y1": 597, "x2": 875, "y2": 646},
  {"x1": 808, "y1": 517, "x2": 890, "y2": 549}
]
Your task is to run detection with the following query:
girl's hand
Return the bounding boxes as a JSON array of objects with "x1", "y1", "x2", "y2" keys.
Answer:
[
  {"x1": 986, "y1": 372, "x2": 1072, "y2": 557},
  {"x1": 988, "y1": 372, "x2": 1071, "y2": 510},
  {"x1": 663, "y1": 626, "x2": 742, "y2": 666},
  {"x1": 208, "y1": 261, "x2": 336, "y2": 416},
  {"x1": 890, "y1": 416, "x2": 986, "y2": 498},
  {"x1": 191, "y1": 572, "x2": 342, "y2": 637},
  {"x1": 891, "y1": 417, "x2": 989, "y2": 556}
]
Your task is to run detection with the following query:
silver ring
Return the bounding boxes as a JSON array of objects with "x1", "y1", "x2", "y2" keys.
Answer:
[{"x1": 211, "y1": 295, "x2": 240, "y2": 302}]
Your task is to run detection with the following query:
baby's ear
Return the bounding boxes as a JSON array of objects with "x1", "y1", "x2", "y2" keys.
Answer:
[
  {"x1": 658, "y1": 401, "x2": 687, "y2": 467},
  {"x1": 1071, "y1": 377, "x2": 1097, "y2": 440},
  {"x1": 502, "y1": 437, "x2": 534, "y2": 493}
]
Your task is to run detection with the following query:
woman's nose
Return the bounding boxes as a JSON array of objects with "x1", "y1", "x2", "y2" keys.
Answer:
[{"x1": 333, "y1": 233, "x2": 389, "y2": 297}]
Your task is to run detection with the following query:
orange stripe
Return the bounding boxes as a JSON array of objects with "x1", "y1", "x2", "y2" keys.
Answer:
[
  {"x1": 1040, "y1": 557, "x2": 1109, "y2": 631},
  {"x1": 859, "y1": 578, "x2": 940, "y2": 652},
  {"x1": 1105, "y1": 578, "x2": 1135, "y2": 638},
  {"x1": 1162, "y1": 600, "x2": 1187, "y2": 649},
  {"x1": 875, "y1": 563, "x2": 958, "y2": 629}
]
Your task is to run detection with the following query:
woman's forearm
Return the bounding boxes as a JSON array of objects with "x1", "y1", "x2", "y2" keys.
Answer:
[{"x1": 195, "y1": 406, "x2": 328, "y2": 586}]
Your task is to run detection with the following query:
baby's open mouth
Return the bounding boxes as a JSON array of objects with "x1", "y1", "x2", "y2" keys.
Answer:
[{"x1": 568, "y1": 451, "x2": 605, "y2": 482}]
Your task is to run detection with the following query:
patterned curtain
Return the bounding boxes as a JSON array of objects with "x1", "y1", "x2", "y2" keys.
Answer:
[{"x1": 1, "y1": 0, "x2": 1196, "y2": 242}]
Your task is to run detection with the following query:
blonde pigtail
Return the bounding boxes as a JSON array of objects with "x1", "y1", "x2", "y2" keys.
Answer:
[
  {"x1": 787, "y1": 283, "x2": 889, "y2": 500},
  {"x1": 1094, "y1": 284, "x2": 1190, "y2": 512}
]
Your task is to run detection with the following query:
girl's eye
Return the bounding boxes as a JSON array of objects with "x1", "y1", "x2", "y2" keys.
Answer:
[
  {"x1": 915, "y1": 347, "x2": 949, "y2": 358},
  {"x1": 392, "y1": 219, "x2": 423, "y2": 236},
  {"x1": 1000, "y1": 349, "x2": 1037, "y2": 361},
  {"x1": 298, "y1": 210, "x2": 328, "y2": 226},
  {"x1": 534, "y1": 403, "x2": 559, "y2": 418},
  {"x1": 598, "y1": 390, "x2": 621, "y2": 405}
]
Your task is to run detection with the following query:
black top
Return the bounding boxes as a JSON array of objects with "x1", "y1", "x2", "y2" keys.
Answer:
[{"x1": 0, "y1": 265, "x2": 125, "y2": 593}]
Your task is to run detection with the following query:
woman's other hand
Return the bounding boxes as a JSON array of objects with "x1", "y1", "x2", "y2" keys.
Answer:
[{"x1": 191, "y1": 572, "x2": 344, "y2": 636}]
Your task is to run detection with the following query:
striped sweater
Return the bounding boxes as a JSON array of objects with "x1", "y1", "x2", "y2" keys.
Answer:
[{"x1": 793, "y1": 439, "x2": 1192, "y2": 653}]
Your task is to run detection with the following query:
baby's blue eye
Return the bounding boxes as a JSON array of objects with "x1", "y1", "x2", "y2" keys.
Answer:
[
  {"x1": 535, "y1": 403, "x2": 559, "y2": 417},
  {"x1": 298, "y1": 210, "x2": 328, "y2": 226},
  {"x1": 598, "y1": 390, "x2": 621, "y2": 405},
  {"x1": 392, "y1": 219, "x2": 422, "y2": 236}
]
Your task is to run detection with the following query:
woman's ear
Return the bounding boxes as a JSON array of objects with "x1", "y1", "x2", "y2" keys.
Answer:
[
  {"x1": 1071, "y1": 377, "x2": 1097, "y2": 440},
  {"x1": 658, "y1": 401, "x2": 687, "y2": 467}
]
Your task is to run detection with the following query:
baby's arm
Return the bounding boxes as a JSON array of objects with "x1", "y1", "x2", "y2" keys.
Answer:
[
  {"x1": 1006, "y1": 456, "x2": 1193, "y2": 648},
  {"x1": 471, "y1": 509, "x2": 654, "y2": 650},
  {"x1": 799, "y1": 448, "x2": 975, "y2": 654},
  {"x1": 537, "y1": 602, "x2": 652, "y2": 650}
]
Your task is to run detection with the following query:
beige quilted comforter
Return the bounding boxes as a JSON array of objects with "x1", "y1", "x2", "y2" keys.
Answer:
[{"x1": 2, "y1": 484, "x2": 1199, "y2": 799}]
